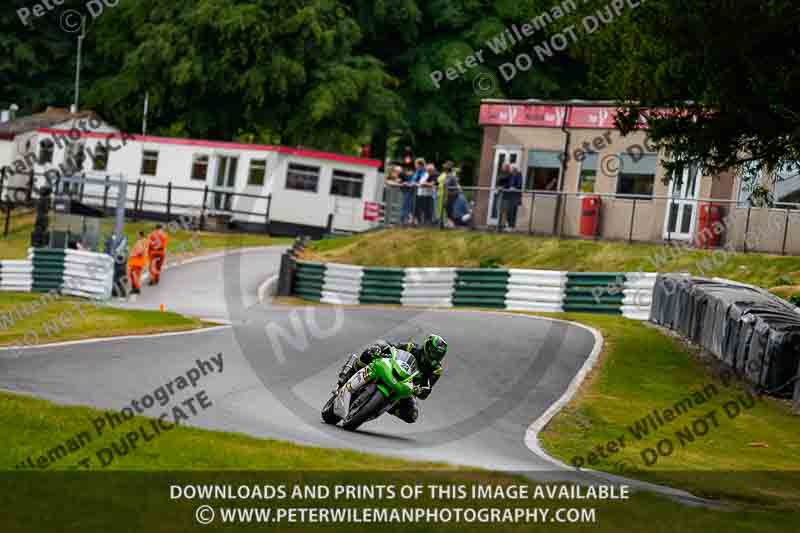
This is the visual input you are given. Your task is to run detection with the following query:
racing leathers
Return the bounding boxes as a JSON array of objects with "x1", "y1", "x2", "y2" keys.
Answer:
[{"x1": 336, "y1": 340, "x2": 444, "y2": 423}]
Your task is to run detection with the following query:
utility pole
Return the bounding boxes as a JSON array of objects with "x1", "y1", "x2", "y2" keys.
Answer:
[{"x1": 73, "y1": 16, "x2": 87, "y2": 112}]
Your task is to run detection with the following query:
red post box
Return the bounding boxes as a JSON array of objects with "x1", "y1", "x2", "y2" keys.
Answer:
[
  {"x1": 695, "y1": 203, "x2": 722, "y2": 248},
  {"x1": 580, "y1": 195, "x2": 602, "y2": 237}
]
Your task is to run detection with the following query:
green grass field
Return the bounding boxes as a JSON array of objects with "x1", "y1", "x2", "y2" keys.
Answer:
[
  {"x1": 305, "y1": 229, "x2": 800, "y2": 294},
  {"x1": 2, "y1": 390, "x2": 798, "y2": 532},
  {"x1": 536, "y1": 314, "x2": 800, "y2": 510}
]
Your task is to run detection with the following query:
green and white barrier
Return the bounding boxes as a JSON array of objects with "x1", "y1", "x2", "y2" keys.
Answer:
[
  {"x1": 27, "y1": 248, "x2": 114, "y2": 300},
  {"x1": 0, "y1": 260, "x2": 34, "y2": 292},
  {"x1": 622, "y1": 273, "x2": 658, "y2": 321},
  {"x1": 506, "y1": 269, "x2": 567, "y2": 313},
  {"x1": 403, "y1": 268, "x2": 457, "y2": 308},
  {"x1": 290, "y1": 260, "x2": 657, "y2": 320}
]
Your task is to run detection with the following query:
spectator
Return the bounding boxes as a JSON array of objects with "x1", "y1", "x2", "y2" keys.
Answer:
[
  {"x1": 444, "y1": 162, "x2": 461, "y2": 221},
  {"x1": 401, "y1": 146, "x2": 415, "y2": 180},
  {"x1": 413, "y1": 159, "x2": 434, "y2": 225},
  {"x1": 436, "y1": 162, "x2": 451, "y2": 224},
  {"x1": 386, "y1": 165, "x2": 403, "y2": 185},
  {"x1": 496, "y1": 163, "x2": 512, "y2": 225},
  {"x1": 451, "y1": 191, "x2": 473, "y2": 227},
  {"x1": 400, "y1": 157, "x2": 419, "y2": 225},
  {"x1": 501, "y1": 166, "x2": 524, "y2": 231},
  {"x1": 426, "y1": 163, "x2": 440, "y2": 224}
]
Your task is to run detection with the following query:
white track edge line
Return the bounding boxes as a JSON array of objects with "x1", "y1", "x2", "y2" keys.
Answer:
[{"x1": 0, "y1": 324, "x2": 232, "y2": 353}]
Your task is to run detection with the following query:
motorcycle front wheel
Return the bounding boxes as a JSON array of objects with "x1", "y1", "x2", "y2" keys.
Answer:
[
  {"x1": 321, "y1": 394, "x2": 341, "y2": 425},
  {"x1": 342, "y1": 384, "x2": 387, "y2": 431}
]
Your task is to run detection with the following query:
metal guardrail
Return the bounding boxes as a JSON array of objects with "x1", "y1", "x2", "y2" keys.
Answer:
[{"x1": 0, "y1": 169, "x2": 274, "y2": 234}]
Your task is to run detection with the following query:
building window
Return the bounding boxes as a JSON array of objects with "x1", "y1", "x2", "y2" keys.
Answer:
[
  {"x1": 39, "y1": 140, "x2": 54, "y2": 165},
  {"x1": 286, "y1": 163, "x2": 320, "y2": 192},
  {"x1": 191, "y1": 155, "x2": 209, "y2": 181},
  {"x1": 617, "y1": 153, "x2": 657, "y2": 198},
  {"x1": 526, "y1": 150, "x2": 561, "y2": 191},
  {"x1": 330, "y1": 170, "x2": 364, "y2": 198},
  {"x1": 248, "y1": 159, "x2": 267, "y2": 186},
  {"x1": 68, "y1": 142, "x2": 85, "y2": 171},
  {"x1": 215, "y1": 155, "x2": 238, "y2": 188},
  {"x1": 93, "y1": 143, "x2": 109, "y2": 171},
  {"x1": 577, "y1": 153, "x2": 598, "y2": 193},
  {"x1": 141, "y1": 150, "x2": 159, "y2": 176}
]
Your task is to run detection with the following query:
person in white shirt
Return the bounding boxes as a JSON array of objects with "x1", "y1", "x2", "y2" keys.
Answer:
[{"x1": 413, "y1": 158, "x2": 434, "y2": 225}]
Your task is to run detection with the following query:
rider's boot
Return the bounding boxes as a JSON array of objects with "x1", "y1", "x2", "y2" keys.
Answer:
[{"x1": 337, "y1": 354, "x2": 359, "y2": 388}]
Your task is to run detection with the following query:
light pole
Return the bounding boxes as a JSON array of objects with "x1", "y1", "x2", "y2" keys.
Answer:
[{"x1": 73, "y1": 16, "x2": 87, "y2": 112}]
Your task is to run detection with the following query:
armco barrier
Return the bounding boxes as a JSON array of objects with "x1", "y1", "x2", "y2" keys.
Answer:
[
  {"x1": 26, "y1": 248, "x2": 114, "y2": 300},
  {"x1": 0, "y1": 260, "x2": 33, "y2": 292},
  {"x1": 289, "y1": 260, "x2": 657, "y2": 320},
  {"x1": 651, "y1": 275, "x2": 800, "y2": 400}
]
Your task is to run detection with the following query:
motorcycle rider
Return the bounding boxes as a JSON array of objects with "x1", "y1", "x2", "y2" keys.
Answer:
[{"x1": 335, "y1": 334, "x2": 448, "y2": 423}]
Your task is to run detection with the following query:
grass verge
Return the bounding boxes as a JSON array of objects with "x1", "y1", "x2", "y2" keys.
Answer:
[
  {"x1": 2, "y1": 391, "x2": 799, "y2": 532},
  {"x1": 304, "y1": 229, "x2": 800, "y2": 294},
  {"x1": 537, "y1": 313, "x2": 800, "y2": 510},
  {"x1": 0, "y1": 292, "x2": 207, "y2": 348}
]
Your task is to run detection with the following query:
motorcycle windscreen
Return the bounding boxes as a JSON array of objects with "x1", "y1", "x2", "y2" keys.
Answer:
[{"x1": 394, "y1": 349, "x2": 418, "y2": 376}]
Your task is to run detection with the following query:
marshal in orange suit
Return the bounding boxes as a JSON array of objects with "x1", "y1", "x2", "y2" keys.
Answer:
[
  {"x1": 147, "y1": 224, "x2": 169, "y2": 285},
  {"x1": 128, "y1": 232, "x2": 148, "y2": 295}
]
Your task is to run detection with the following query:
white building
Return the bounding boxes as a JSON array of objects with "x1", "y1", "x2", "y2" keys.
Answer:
[
  {"x1": 1, "y1": 106, "x2": 383, "y2": 236},
  {"x1": 0, "y1": 106, "x2": 116, "y2": 198}
]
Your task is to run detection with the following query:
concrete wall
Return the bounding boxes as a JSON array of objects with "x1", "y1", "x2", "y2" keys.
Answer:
[{"x1": 725, "y1": 207, "x2": 800, "y2": 255}]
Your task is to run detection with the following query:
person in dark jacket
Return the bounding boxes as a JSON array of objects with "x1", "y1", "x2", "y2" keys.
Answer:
[
  {"x1": 501, "y1": 166, "x2": 524, "y2": 231},
  {"x1": 335, "y1": 335, "x2": 448, "y2": 423}
]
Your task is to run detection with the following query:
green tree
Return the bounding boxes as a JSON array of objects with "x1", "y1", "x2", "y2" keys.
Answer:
[
  {"x1": 0, "y1": 1, "x2": 88, "y2": 114},
  {"x1": 86, "y1": 0, "x2": 403, "y2": 153},
  {"x1": 350, "y1": 0, "x2": 587, "y2": 179},
  {"x1": 574, "y1": 0, "x2": 800, "y2": 187}
]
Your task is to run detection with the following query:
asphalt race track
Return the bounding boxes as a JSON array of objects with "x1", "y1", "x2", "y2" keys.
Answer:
[{"x1": 0, "y1": 247, "x2": 621, "y2": 481}]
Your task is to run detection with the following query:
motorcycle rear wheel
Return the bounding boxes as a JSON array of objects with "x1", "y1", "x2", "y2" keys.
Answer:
[{"x1": 342, "y1": 384, "x2": 386, "y2": 431}]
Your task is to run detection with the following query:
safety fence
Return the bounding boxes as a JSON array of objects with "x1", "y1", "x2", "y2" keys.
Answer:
[
  {"x1": 20, "y1": 249, "x2": 115, "y2": 299},
  {"x1": 289, "y1": 260, "x2": 657, "y2": 320},
  {"x1": 651, "y1": 275, "x2": 800, "y2": 403},
  {"x1": 383, "y1": 184, "x2": 800, "y2": 256}
]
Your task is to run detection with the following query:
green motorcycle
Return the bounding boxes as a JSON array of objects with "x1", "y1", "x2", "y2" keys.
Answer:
[{"x1": 322, "y1": 347, "x2": 419, "y2": 431}]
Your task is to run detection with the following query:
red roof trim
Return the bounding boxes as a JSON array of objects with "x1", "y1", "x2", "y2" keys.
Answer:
[{"x1": 36, "y1": 128, "x2": 382, "y2": 168}]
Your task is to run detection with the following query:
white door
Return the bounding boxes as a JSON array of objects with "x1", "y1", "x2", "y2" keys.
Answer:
[
  {"x1": 211, "y1": 155, "x2": 239, "y2": 212},
  {"x1": 663, "y1": 164, "x2": 700, "y2": 240},
  {"x1": 487, "y1": 146, "x2": 522, "y2": 225}
]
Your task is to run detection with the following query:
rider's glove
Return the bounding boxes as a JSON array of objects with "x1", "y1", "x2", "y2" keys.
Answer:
[{"x1": 414, "y1": 386, "x2": 432, "y2": 400}]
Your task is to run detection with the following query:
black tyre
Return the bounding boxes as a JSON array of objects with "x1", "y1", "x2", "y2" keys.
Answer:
[
  {"x1": 342, "y1": 385, "x2": 387, "y2": 431},
  {"x1": 321, "y1": 394, "x2": 341, "y2": 425}
]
